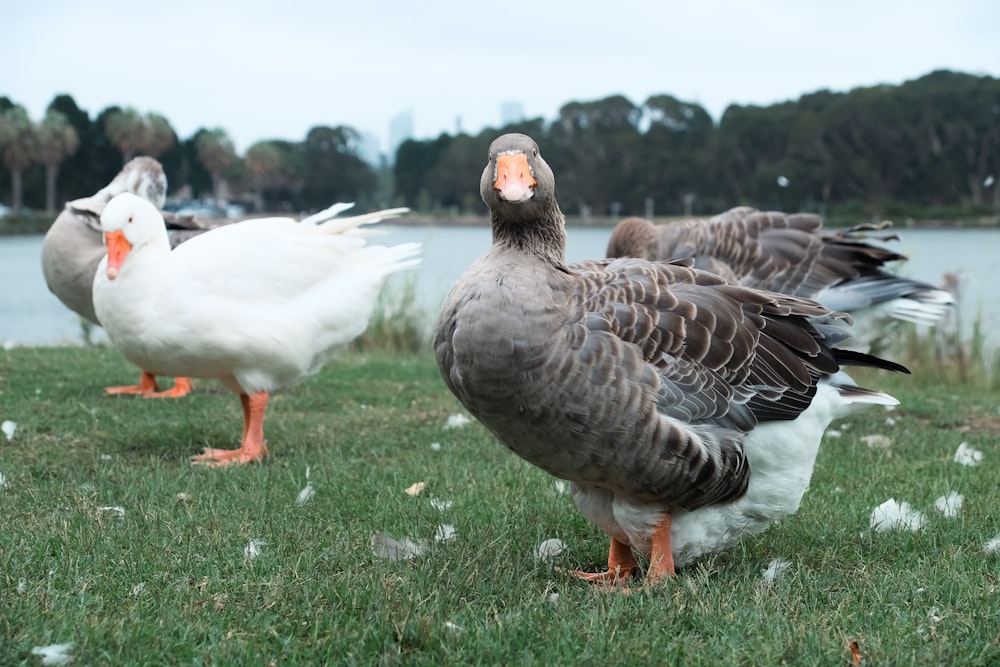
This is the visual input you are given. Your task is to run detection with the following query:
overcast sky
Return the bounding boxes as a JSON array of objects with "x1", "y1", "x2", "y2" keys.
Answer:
[{"x1": 4, "y1": 1, "x2": 998, "y2": 156}]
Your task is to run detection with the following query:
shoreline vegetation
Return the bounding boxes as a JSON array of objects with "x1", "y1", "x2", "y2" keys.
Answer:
[{"x1": 3, "y1": 211, "x2": 1000, "y2": 236}]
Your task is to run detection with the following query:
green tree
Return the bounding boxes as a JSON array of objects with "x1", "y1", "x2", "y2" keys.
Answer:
[
  {"x1": 299, "y1": 126, "x2": 375, "y2": 210},
  {"x1": 245, "y1": 140, "x2": 287, "y2": 211},
  {"x1": 193, "y1": 127, "x2": 238, "y2": 201},
  {"x1": 639, "y1": 95, "x2": 715, "y2": 215},
  {"x1": 0, "y1": 104, "x2": 38, "y2": 213},
  {"x1": 48, "y1": 94, "x2": 117, "y2": 199},
  {"x1": 546, "y1": 95, "x2": 643, "y2": 216},
  {"x1": 393, "y1": 134, "x2": 453, "y2": 210},
  {"x1": 35, "y1": 109, "x2": 80, "y2": 213},
  {"x1": 104, "y1": 108, "x2": 177, "y2": 163}
]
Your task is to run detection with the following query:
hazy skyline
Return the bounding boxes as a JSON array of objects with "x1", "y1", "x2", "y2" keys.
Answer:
[{"x1": 4, "y1": 1, "x2": 998, "y2": 155}]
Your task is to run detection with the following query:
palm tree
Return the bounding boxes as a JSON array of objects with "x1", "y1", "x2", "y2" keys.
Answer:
[
  {"x1": 0, "y1": 105, "x2": 39, "y2": 214},
  {"x1": 245, "y1": 140, "x2": 285, "y2": 211},
  {"x1": 143, "y1": 112, "x2": 176, "y2": 158},
  {"x1": 194, "y1": 128, "x2": 237, "y2": 201},
  {"x1": 104, "y1": 108, "x2": 176, "y2": 163},
  {"x1": 36, "y1": 109, "x2": 81, "y2": 214}
]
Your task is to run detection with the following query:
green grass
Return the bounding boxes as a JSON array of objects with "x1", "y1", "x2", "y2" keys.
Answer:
[{"x1": 1, "y1": 346, "x2": 999, "y2": 666}]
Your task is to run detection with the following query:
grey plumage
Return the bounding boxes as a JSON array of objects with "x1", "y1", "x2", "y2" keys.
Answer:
[
  {"x1": 606, "y1": 209, "x2": 954, "y2": 351},
  {"x1": 434, "y1": 133, "x2": 906, "y2": 552}
]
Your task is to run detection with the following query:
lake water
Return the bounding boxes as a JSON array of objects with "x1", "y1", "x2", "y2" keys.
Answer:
[{"x1": 1, "y1": 225, "x2": 998, "y2": 347}]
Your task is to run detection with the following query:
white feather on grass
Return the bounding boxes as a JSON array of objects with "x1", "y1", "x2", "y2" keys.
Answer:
[
  {"x1": 244, "y1": 539, "x2": 266, "y2": 560},
  {"x1": 435, "y1": 524, "x2": 457, "y2": 542},
  {"x1": 1, "y1": 420, "x2": 16, "y2": 440},
  {"x1": 861, "y1": 434, "x2": 892, "y2": 450},
  {"x1": 534, "y1": 538, "x2": 565, "y2": 562},
  {"x1": 870, "y1": 499, "x2": 926, "y2": 532},
  {"x1": 296, "y1": 466, "x2": 315, "y2": 505},
  {"x1": 983, "y1": 536, "x2": 1000, "y2": 554},
  {"x1": 933, "y1": 492, "x2": 963, "y2": 518},
  {"x1": 444, "y1": 414, "x2": 471, "y2": 429},
  {"x1": 761, "y1": 558, "x2": 791, "y2": 582},
  {"x1": 370, "y1": 532, "x2": 426, "y2": 560},
  {"x1": 429, "y1": 498, "x2": 452, "y2": 511},
  {"x1": 953, "y1": 442, "x2": 983, "y2": 467},
  {"x1": 31, "y1": 642, "x2": 74, "y2": 665},
  {"x1": 98, "y1": 506, "x2": 125, "y2": 518}
]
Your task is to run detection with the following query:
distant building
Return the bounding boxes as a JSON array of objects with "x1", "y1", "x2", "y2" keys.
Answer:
[
  {"x1": 356, "y1": 131, "x2": 383, "y2": 167},
  {"x1": 388, "y1": 110, "x2": 414, "y2": 165},
  {"x1": 500, "y1": 101, "x2": 524, "y2": 127}
]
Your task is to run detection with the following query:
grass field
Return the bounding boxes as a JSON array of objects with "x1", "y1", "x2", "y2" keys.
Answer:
[{"x1": 1, "y1": 346, "x2": 999, "y2": 665}]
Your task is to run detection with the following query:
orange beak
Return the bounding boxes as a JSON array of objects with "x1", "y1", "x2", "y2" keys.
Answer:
[
  {"x1": 494, "y1": 153, "x2": 536, "y2": 203},
  {"x1": 104, "y1": 230, "x2": 132, "y2": 280}
]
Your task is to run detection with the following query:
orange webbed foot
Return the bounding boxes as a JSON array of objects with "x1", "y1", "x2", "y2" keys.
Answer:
[
  {"x1": 191, "y1": 392, "x2": 269, "y2": 467},
  {"x1": 645, "y1": 514, "x2": 676, "y2": 586},
  {"x1": 105, "y1": 370, "x2": 160, "y2": 396},
  {"x1": 569, "y1": 566, "x2": 637, "y2": 590},
  {"x1": 567, "y1": 537, "x2": 639, "y2": 590},
  {"x1": 191, "y1": 445, "x2": 268, "y2": 467},
  {"x1": 571, "y1": 517, "x2": 676, "y2": 592},
  {"x1": 144, "y1": 377, "x2": 194, "y2": 399}
]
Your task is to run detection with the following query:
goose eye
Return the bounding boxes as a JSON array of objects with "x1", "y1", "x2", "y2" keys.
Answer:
[{"x1": 128, "y1": 216, "x2": 133, "y2": 224}]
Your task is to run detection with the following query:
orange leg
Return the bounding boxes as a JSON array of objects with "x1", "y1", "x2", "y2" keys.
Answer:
[
  {"x1": 646, "y1": 513, "x2": 676, "y2": 584},
  {"x1": 191, "y1": 391, "x2": 270, "y2": 466},
  {"x1": 144, "y1": 377, "x2": 194, "y2": 399},
  {"x1": 105, "y1": 370, "x2": 160, "y2": 396},
  {"x1": 572, "y1": 537, "x2": 639, "y2": 585}
]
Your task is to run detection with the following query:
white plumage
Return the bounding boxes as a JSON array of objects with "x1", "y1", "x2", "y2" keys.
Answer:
[{"x1": 93, "y1": 192, "x2": 420, "y2": 465}]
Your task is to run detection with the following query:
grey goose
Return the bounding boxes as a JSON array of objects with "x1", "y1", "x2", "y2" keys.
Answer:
[
  {"x1": 606, "y1": 210, "x2": 954, "y2": 353},
  {"x1": 435, "y1": 133, "x2": 908, "y2": 585}
]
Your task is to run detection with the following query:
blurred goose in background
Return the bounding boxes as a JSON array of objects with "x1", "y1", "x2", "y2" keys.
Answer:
[
  {"x1": 606, "y1": 209, "x2": 954, "y2": 353},
  {"x1": 93, "y1": 192, "x2": 419, "y2": 466},
  {"x1": 435, "y1": 133, "x2": 908, "y2": 586},
  {"x1": 41, "y1": 156, "x2": 218, "y2": 397}
]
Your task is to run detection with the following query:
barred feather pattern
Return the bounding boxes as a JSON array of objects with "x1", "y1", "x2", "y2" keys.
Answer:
[{"x1": 434, "y1": 134, "x2": 882, "y2": 516}]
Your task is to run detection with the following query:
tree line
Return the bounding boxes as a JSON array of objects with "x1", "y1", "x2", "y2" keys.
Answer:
[
  {"x1": 2, "y1": 69, "x2": 998, "y2": 221},
  {"x1": 0, "y1": 96, "x2": 376, "y2": 216},
  {"x1": 395, "y1": 69, "x2": 999, "y2": 221}
]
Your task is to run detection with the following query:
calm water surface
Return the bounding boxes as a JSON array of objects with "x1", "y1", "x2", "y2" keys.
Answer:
[{"x1": 1, "y1": 225, "x2": 998, "y2": 347}]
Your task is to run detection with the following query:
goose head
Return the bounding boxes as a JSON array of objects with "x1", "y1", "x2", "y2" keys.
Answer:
[
  {"x1": 480, "y1": 133, "x2": 556, "y2": 223},
  {"x1": 100, "y1": 192, "x2": 169, "y2": 280},
  {"x1": 93, "y1": 156, "x2": 168, "y2": 209}
]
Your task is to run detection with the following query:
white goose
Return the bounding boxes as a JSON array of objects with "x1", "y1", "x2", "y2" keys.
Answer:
[
  {"x1": 435, "y1": 133, "x2": 908, "y2": 585},
  {"x1": 41, "y1": 156, "x2": 205, "y2": 396},
  {"x1": 93, "y1": 192, "x2": 420, "y2": 466},
  {"x1": 606, "y1": 210, "x2": 954, "y2": 353}
]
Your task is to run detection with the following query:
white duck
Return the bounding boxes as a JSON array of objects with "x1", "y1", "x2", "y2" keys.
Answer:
[
  {"x1": 42, "y1": 156, "x2": 219, "y2": 397},
  {"x1": 435, "y1": 133, "x2": 908, "y2": 585},
  {"x1": 606, "y1": 211, "x2": 954, "y2": 353},
  {"x1": 93, "y1": 192, "x2": 420, "y2": 466}
]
